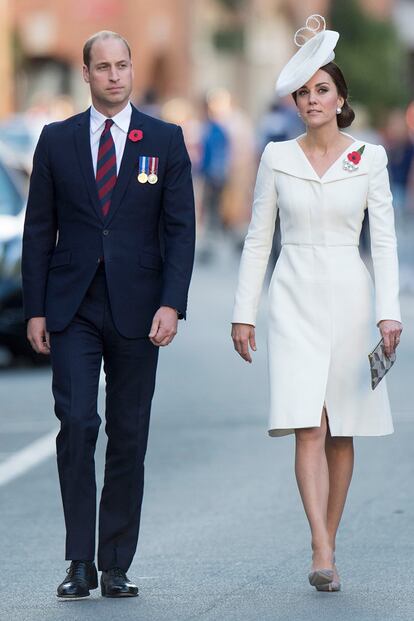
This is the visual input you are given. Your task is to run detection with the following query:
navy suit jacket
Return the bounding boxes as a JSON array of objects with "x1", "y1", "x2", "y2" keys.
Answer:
[{"x1": 22, "y1": 105, "x2": 195, "y2": 338}]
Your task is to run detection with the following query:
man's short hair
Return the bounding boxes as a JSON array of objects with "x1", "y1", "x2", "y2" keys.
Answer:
[{"x1": 83, "y1": 31, "x2": 131, "y2": 67}]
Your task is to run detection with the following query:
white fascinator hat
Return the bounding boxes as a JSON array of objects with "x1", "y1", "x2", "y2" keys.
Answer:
[{"x1": 275, "y1": 15, "x2": 339, "y2": 97}]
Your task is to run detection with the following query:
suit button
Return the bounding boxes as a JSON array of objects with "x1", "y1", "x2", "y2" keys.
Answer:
[{"x1": 103, "y1": 229, "x2": 109, "y2": 236}]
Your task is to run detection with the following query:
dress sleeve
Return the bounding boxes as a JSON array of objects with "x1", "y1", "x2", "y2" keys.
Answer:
[
  {"x1": 232, "y1": 143, "x2": 278, "y2": 325},
  {"x1": 367, "y1": 145, "x2": 401, "y2": 324}
]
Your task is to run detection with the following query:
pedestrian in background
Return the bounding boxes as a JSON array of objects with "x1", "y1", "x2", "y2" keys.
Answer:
[
  {"x1": 22, "y1": 30, "x2": 195, "y2": 599},
  {"x1": 211, "y1": 89, "x2": 256, "y2": 251},
  {"x1": 257, "y1": 96, "x2": 304, "y2": 152},
  {"x1": 232, "y1": 15, "x2": 402, "y2": 592},
  {"x1": 383, "y1": 108, "x2": 414, "y2": 219},
  {"x1": 383, "y1": 108, "x2": 414, "y2": 293},
  {"x1": 198, "y1": 94, "x2": 230, "y2": 262}
]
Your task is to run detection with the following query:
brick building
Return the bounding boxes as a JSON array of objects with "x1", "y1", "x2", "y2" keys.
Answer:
[
  {"x1": 0, "y1": 0, "x2": 408, "y2": 122},
  {"x1": 6, "y1": 0, "x2": 193, "y2": 114}
]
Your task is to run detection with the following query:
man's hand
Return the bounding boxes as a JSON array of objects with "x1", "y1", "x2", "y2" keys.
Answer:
[
  {"x1": 149, "y1": 306, "x2": 178, "y2": 347},
  {"x1": 231, "y1": 323, "x2": 256, "y2": 363},
  {"x1": 27, "y1": 317, "x2": 50, "y2": 354},
  {"x1": 378, "y1": 319, "x2": 402, "y2": 357}
]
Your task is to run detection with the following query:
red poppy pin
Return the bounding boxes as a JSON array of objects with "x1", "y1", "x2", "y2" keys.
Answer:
[
  {"x1": 129, "y1": 129, "x2": 143, "y2": 142},
  {"x1": 343, "y1": 145, "x2": 365, "y2": 171}
]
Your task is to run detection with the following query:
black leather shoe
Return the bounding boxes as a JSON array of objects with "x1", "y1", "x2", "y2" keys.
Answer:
[
  {"x1": 100, "y1": 567, "x2": 138, "y2": 597},
  {"x1": 57, "y1": 560, "x2": 98, "y2": 599}
]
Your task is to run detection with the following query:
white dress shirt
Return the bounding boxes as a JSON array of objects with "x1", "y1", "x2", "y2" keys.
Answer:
[{"x1": 90, "y1": 102, "x2": 132, "y2": 176}]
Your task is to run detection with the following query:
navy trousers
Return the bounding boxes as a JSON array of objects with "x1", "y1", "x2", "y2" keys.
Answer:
[{"x1": 50, "y1": 264, "x2": 159, "y2": 571}]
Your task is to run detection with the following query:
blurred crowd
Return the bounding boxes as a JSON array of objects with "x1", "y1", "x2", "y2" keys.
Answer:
[
  {"x1": 0, "y1": 87, "x2": 414, "y2": 365},
  {"x1": 2, "y1": 89, "x2": 414, "y2": 253}
]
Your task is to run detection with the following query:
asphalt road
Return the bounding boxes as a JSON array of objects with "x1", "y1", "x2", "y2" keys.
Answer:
[{"x1": 1, "y1": 244, "x2": 414, "y2": 621}]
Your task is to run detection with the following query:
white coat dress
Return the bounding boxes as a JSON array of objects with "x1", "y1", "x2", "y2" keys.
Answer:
[{"x1": 232, "y1": 134, "x2": 401, "y2": 437}]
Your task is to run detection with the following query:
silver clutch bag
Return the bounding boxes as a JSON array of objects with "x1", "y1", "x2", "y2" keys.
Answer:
[{"x1": 368, "y1": 338, "x2": 396, "y2": 390}]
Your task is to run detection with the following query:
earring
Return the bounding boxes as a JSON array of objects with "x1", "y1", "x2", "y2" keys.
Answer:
[
  {"x1": 297, "y1": 111, "x2": 302, "y2": 118},
  {"x1": 336, "y1": 107, "x2": 342, "y2": 115}
]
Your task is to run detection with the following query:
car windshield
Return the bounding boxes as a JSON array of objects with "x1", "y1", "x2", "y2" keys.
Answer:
[{"x1": 0, "y1": 163, "x2": 23, "y2": 217}]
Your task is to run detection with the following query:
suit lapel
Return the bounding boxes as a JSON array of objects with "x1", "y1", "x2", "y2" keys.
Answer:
[
  {"x1": 105, "y1": 106, "x2": 145, "y2": 227},
  {"x1": 74, "y1": 108, "x2": 105, "y2": 223}
]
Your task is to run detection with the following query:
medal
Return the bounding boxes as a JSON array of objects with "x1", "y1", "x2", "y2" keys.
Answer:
[
  {"x1": 148, "y1": 157, "x2": 159, "y2": 184},
  {"x1": 137, "y1": 156, "x2": 149, "y2": 183},
  {"x1": 137, "y1": 156, "x2": 159, "y2": 184}
]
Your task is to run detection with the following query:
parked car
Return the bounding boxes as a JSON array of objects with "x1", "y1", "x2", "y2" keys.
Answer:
[
  {"x1": 0, "y1": 155, "x2": 48, "y2": 364},
  {"x1": 0, "y1": 114, "x2": 40, "y2": 177}
]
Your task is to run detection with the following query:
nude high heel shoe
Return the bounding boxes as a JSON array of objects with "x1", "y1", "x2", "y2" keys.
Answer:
[
  {"x1": 308, "y1": 569, "x2": 334, "y2": 587},
  {"x1": 308, "y1": 548, "x2": 336, "y2": 588},
  {"x1": 315, "y1": 579, "x2": 341, "y2": 592},
  {"x1": 315, "y1": 556, "x2": 341, "y2": 592}
]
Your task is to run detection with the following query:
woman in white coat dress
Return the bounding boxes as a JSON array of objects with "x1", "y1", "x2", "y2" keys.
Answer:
[{"x1": 232, "y1": 16, "x2": 402, "y2": 592}]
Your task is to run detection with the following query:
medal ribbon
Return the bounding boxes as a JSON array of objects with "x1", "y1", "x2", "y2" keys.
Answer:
[
  {"x1": 149, "y1": 157, "x2": 159, "y2": 176},
  {"x1": 139, "y1": 156, "x2": 149, "y2": 175}
]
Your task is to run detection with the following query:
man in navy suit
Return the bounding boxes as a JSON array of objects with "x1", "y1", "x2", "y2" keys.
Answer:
[{"x1": 22, "y1": 30, "x2": 195, "y2": 599}]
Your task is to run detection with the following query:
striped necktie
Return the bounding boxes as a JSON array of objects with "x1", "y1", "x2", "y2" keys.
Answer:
[{"x1": 96, "y1": 118, "x2": 117, "y2": 217}]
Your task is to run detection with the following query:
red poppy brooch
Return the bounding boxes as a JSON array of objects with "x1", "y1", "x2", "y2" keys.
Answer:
[
  {"x1": 129, "y1": 129, "x2": 143, "y2": 142},
  {"x1": 343, "y1": 144, "x2": 365, "y2": 172}
]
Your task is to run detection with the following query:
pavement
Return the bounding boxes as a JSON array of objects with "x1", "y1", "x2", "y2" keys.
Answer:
[{"x1": 1, "y1": 241, "x2": 414, "y2": 621}]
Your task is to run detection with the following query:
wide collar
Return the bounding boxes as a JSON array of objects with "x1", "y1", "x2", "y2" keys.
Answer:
[
  {"x1": 90, "y1": 101, "x2": 132, "y2": 135},
  {"x1": 75, "y1": 104, "x2": 145, "y2": 224},
  {"x1": 268, "y1": 134, "x2": 370, "y2": 184}
]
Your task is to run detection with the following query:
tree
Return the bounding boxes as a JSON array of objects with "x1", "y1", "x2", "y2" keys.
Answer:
[{"x1": 331, "y1": 0, "x2": 409, "y2": 126}]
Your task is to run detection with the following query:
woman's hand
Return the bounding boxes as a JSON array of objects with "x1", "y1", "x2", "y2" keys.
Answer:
[
  {"x1": 231, "y1": 323, "x2": 256, "y2": 363},
  {"x1": 378, "y1": 319, "x2": 402, "y2": 357}
]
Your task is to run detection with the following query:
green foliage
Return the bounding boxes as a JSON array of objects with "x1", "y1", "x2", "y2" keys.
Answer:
[
  {"x1": 215, "y1": 0, "x2": 246, "y2": 10},
  {"x1": 331, "y1": 0, "x2": 409, "y2": 126},
  {"x1": 212, "y1": 27, "x2": 245, "y2": 53},
  {"x1": 212, "y1": 0, "x2": 246, "y2": 54}
]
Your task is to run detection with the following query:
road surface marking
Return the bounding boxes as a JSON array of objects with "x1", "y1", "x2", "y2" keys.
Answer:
[
  {"x1": 0, "y1": 373, "x2": 107, "y2": 488},
  {"x1": 0, "y1": 429, "x2": 57, "y2": 487}
]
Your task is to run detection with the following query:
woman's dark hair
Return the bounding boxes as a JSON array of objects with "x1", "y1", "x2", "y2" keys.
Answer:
[{"x1": 292, "y1": 62, "x2": 355, "y2": 129}]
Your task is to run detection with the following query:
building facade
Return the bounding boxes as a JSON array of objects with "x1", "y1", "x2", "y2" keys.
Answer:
[{"x1": 9, "y1": 0, "x2": 193, "y2": 113}]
